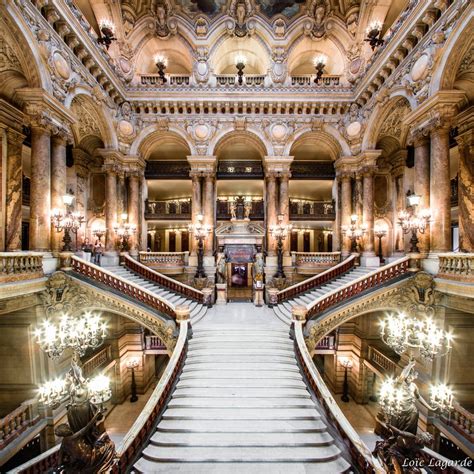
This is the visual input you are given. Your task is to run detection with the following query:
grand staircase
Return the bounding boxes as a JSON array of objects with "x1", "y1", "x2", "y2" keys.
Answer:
[
  {"x1": 107, "y1": 265, "x2": 208, "y2": 324},
  {"x1": 273, "y1": 266, "x2": 376, "y2": 326},
  {"x1": 133, "y1": 309, "x2": 352, "y2": 473}
]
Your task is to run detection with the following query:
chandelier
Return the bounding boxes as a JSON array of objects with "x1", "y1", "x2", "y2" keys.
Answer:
[
  {"x1": 398, "y1": 191, "x2": 431, "y2": 253},
  {"x1": 380, "y1": 312, "x2": 453, "y2": 361},
  {"x1": 235, "y1": 54, "x2": 247, "y2": 85},
  {"x1": 51, "y1": 192, "x2": 85, "y2": 252},
  {"x1": 155, "y1": 54, "x2": 168, "y2": 83},
  {"x1": 114, "y1": 213, "x2": 137, "y2": 252},
  {"x1": 365, "y1": 20, "x2": 384, "y2": 50},
  {"x1": 313, "y1": 54, "x2": 327, "y2": 84},
  {"x1": 35, "y1": 312, "x2": 107, "y2": 359},
  {"x1": 341, "y1": 214, "x2": 367, "y2": 253},
  {"x1": 98, "y1": 19, "x2": 116, "y2": 49},
  {"x1": 379, "y1": 377, "x2": 405, "y2": 418},
  {"x1": 270, "y1": 215, "x2": 292, "y2": 279},
  {"x1": 188, "y1": 214, "x2": 211, "y2": 278}
]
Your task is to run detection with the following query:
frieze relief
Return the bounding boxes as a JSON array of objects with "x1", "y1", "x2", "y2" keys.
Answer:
[{"x1": 42, "y1": 272, "x2": 177, "y2": 350}]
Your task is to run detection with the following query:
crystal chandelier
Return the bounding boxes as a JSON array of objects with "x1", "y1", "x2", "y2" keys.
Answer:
[
  {"x1": 270, "y1": 215, "x2": 292, "y2": 279},
  {"x1": 51, "y1": 192, "x2": 85, "y2": 252},
  {"x1": 430, "y1": 384, "x2": 454, "y2": 412},
  {"x1": 114, "y1": 213, "x2": 137, "y2": 252},
  {"x1": 379, "y1": 377, "x2": 405, "y2": 417},
  {"x1": 188, "y1": 214, "x2": 211, "y2": 278},
  {"x1": 87, "y1": 375, "x2": 113, "y2": 406},
  {"x1": 35, "y1": 312, "x2": 107, "y2": 359},
  {"x1": 341, "y1": 214, "x2": 367, "y2": 253},
  {"x1": 380, "y1": 312, "x2": 452, "y2": 361}
]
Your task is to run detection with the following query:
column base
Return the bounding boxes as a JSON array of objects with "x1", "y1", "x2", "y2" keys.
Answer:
[
  {"x1": 102, "y1": 251, "x2": 119, "y2": 267},
  {"x1": 360, "y1": 253, "x2": 380, "y2": 268},
  {"x1": 41, "y1": 252, "x2": 57, "y2": 275},
  {"x1": 215, "y1": 283, "x2": 227, "y2": 305},
  {"x1": 423, "y1": 253, "x2": 442, "y2": 275}
]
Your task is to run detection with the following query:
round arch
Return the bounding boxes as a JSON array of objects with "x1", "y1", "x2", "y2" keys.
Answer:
[
  {"x1": 130, "y1": 126, "x2": 193, "y2": 158},
  {"x1": 287, "y1": 125, "x2": 350, "y2": 157},
  {"x1": 211, "y1": 129, "x2": 269, "y2": 158}
]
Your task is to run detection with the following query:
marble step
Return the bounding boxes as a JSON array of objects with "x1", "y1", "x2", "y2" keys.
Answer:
[
  {"x1": 179, "y1": 370, "x2": 303, "y2": 380},
  {"x1": 190, "y1": 334, "x2": 291, "y2": 342},
  {"x1": 176, "y1": 379, "x2": 308, "y2": 389},
  {"x1": 172, "y1": 387, "x2": 311, "y2": 399},
  {"x1": 162, "y1": 408, "x2": 320, "y2": 421},
  {"x1": 187, "y1": 347, "x2": 295, "y2": 356},
  {"x1": 184, "y1": 354, "x2": 297, "y2": 364},
  {"x1": 140, "y1": 445, "x2": 343, "y2": 463},
  {"x1": 182, "y1": 362, "x2": 300, "y2": 372},
  {"x1": 188, "y1": 341, "x2": 293, "y2": 350},
  {"x1": 273, "y1": 306, "x2": 292, "y2": 325},
  {"x1": 156, "y1": 418, "x2": 328, "y2": 433},
  {"x1": 167, "y1": 397, "x2": 314, "y2": 409},
  {"x1": 134, "y1": 459, "x2": 352, "y2": 474},
  {"x1": 149, "y1": 431, "x2": 334, "y2": 447}
]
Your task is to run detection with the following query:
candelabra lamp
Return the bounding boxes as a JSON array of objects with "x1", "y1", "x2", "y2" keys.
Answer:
[
  {"x1": 51, "y1": 191, "x2": 85, "y2": 252},
  {"x1": 126, "y1": 357, "x2": 140, "y2": 403},
  {"x1": 92, "y1": 225, "x2": 106, "y2": 243},
  {"x1": 313, "y1": 54, "x2": 327, "y2": 84},
  {"x1": 270, "y1": 215, "x2": 292, "y2": 279},
  {"x1": 340, "y1": 358, "x2": 353, "y2": 403},
  {"x1": 98, "y1": 19, "x2": 116, "y2": 49},
  {"x1": 155, "y1": 54, "x2": 168, "y2": 83},
  {"x1": 235, "y1": 54, "x2": 246, "y2": 85},
  {"x1": 341, "y1": 214, "x2": 367, "y2": 253},
  {"x1": 365, "y1": 21, "x2": 384, "y2": 50},
  {"x1": 113, "y1": 213, "x2": 137, "y2": 252},
  {"x1": 188, "y1": 214, "x2": 211, "y2": 279},
  {"x1": 374, "y1": 225, "x2": 387, "y2": 264},
  {"x1": 397, "y1": 191, "x2": 431, "y2": 253}
]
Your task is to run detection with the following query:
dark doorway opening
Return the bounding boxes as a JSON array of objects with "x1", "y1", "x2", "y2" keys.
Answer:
[{"x1": 230, "y1": 263, "x2": 248, "y2": 287}]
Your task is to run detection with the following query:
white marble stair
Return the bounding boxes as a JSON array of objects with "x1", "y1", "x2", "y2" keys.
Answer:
[
  {"x1": 273, "y1": 266, "x2": 376, "y2": 326},
  {"x1": 133, "y1": 323, "x2": 352, "y2": 473},
  {"x1": 107, "y1": 265, "x2": 207, "y2": 324}
]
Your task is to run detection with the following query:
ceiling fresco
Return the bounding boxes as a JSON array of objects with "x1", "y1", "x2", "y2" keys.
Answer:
[{"x1": 175, "y1": 0, "x2": 227, "y2": 16}]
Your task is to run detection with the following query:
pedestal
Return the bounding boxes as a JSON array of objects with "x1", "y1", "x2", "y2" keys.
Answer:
[
  {"x1": 253, "y1": 283, "x2": 264, "y2": 307},
  {"x1": 202, "y1": 287, "x2": 214, "y2": 307},
  {"x1": 194, "y1": 277, "x2": 208, "y2": 290},
  {"x1": 267, "y1": 287, "x2": 279, "y2": 307},
  {"x1": 360, "y1": 254, "x2": 380, "y2": 268},
  {"x1": 216, "y1": 283, "x2": 227, "y2": 305},
  {"x1": 58, "y1": 252, "x2": 74, "y2": 271},
  {"x1": 101, "y1": 251, "x2": 119, "y2": 267}
]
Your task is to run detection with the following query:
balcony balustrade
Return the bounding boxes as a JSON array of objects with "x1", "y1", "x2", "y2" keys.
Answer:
[
  {"x1": 293, "y1": 252, "x2": 341, "y2": 274},
  {"x1": 289, "y1": 200, "x2": 335, "y2": 220},
  {"x1": 140, "y1": 74, "x2": 191, "y2": 86},
  {"x1": 368, "y1": 346, "x2": 398, "y2": 375},
  {"x1": 0, "y1": 400, "x2": 41, "y2": 450},
  {"x1": 0, "y1": 253, "x2": 44, "y2": 283},
  {"x1": 437, "y1": 253, "x2": 474, "y2": 282},
  {"x1": 290, "y1": 75, "x2": 341, "y2": 87},
  {"x1": 145, "y1": 199, "x2": 191, "y2": 220}
]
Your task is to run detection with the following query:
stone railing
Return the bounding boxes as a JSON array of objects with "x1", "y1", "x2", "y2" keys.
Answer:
[
  {"x1": 368, "y1": 346, "x2": 398, "y2": 375},
  {"x1": 437, "y1": 253, "x2": 474, "y2": 282},
  {"x1": 112, "y1": 319, "x2": 189, "y2": 472},
  {"x1": 125, "y1": 255, "x2": 204, "y2": 303},
  {"x1": 440, "y1": 402, "x2": 474, "y2": 445},
  {"x1": 292, "y1": 252, "x2": 341, "y2": 274},
  {"x1": 306, "y1": 257, "x2": 411, "y2": 320},
  {"x1": 215, "y1": 74, "x2": 266, "y2": 87},
  {"x1": 145, "y1": 335, "x2": 167, "y2": 351},
  {"x1": 71, "y1": 257, "x2": 177, "y2": 320},
  {"x1": 294, "y1": 319, "x2": 385, "y2": 473},
  {"x1": 144, "y1": 199, "x2": 191, "y2": 219},
  {"x1": 315, "y1": 333, "x2": 336, "y2": 351},
  {"x1": 0, "y1": 400, "x2": 40, "y2": 450},
  {"x1": 140, "y1": 74, "x2": 191, "y2": 86},
  {"x1": 290, "y1": 74, "x2": 341, "y2": 87},
  {"x1": 277, "y1": 255, "x2": 356, "y2": 303},
  {"x1": 0, "y1": 252, "x2": 44, "y2": 283},
  {"x1": 82, "y1": 345, "x2": 112, "y2": 378},
  {"x1": 138, "y1": 251, "x2": 189, "y2": 273},
  {"x1": 289, "y1": 199, "x2": 336, "y2": 220}
]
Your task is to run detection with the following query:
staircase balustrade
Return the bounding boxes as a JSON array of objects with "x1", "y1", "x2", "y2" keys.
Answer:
[
  {"x1": 112, "y1": 319, "x2": 189, "y2": 473},
  {"x1": 368, "y1": 346, "x2": 398, "y2": 375},
  {"x1": 437, "y1": 253, "x2": 474, "y2": 282},
  {"x1": 277, "y1": 255, "x2": 356, "y2": 303},
  {"x1": 306, "y1": 257, "x2": 410, "y2": 320},
  {"x1": 145, "y1": 335, "x2": 166, "y2": 351},
  {"x1": 293, "y1": 252, "x2": 341, "y2": 273},
  {"x1": 138, "y1": 251, "x2": 189, "y2": 271},
  {"x1": 441, "y1": 402, "x2": 474, "y2": 445},
  {"x1": 71, "y1": 257, "x2": 177, "y2": 319},
  {"x1": 0, "y1": 400, "x2": 41, "y2": 450},
  {"x1": 293, "y1": 319, "x2": 385, "y2": 473},
  {"x1": 124, "y1": 255, "x2": 204, "y2": 303},
  {"x1": 0, "y1": 253, "x2": 43, "y2": 283},
  {"x1": 82, "y1": 345, "x2": 112, "y2": 378}
]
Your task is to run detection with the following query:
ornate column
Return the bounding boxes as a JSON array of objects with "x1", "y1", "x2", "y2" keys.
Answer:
[
  {"x1": 202, "y1": 172, "x2": 215, "y2": 256},
  {"x1": 73, "y1": 150, "x2": 91, "y2": 246},
  {"x1": 50, "y1": 130, "x2": 69, "y2": 252},
  {"x1": 456, "y1": 110, "x2": 474, "y2": 252},
  {"x1": 354, "y1": 174, "x2": 363, "y2": 222},
  {"x1": 411, "y1": 131, "x2": 431, "y2": 254},
  {"x1": 127, "y1": 170, "x2": 141, "y2": 254},
  {"x1": 339, "y1": 173, "x2": 352, "y2": 256},
  {"x1": 265, "y1": 173, "x2": 278, "y2": 256},
  {"x1": 190, "y1": 170, "x2": 202, "y2": 256},
  {"x1": 29, "y1": 125, "x2": 52, "y2": 251},
  {"x1": 104, "y1": 166, "x2": 118, "y2": 252},
  {"x1": 361, "y1": 168, "x2": 378, "y2": 265},
  {"x1": 5, "y1": 129, "x2": 24, "y2": 251},
  {"x1": 279, "y1": 170, "x2": 291, "y2": 254},
  {"x1": 430, "y1": 123, "x2": 452, "y2": 253}
]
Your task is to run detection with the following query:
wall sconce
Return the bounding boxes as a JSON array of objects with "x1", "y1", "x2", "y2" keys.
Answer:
[
  {"x1": 155, "y1": 54, "x2": 168, "y2": 83},
  {"x1": 235, "y1": 54, "x2": 247, "y2": 85},
  {"x1": 98, "y1": 19, "x2": 116, "y2": 49},
  {"x1": 365, "y1": 21, "x2": 384, "y2": 50},
  {"x1": 313, "y1": 54, "x2": 327, "y2": 84}
]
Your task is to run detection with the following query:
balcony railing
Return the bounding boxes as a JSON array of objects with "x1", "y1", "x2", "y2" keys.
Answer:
[
  {"x1": 139, "y1": 251, "x2": 189, "y2": 274},
  {"x1": 437, "y1": 253, "x2": 474, "y2": 282},
  {"x1": 145, "y1": 335, "x2": 167, "y2": 352},
  {"x1": 440, "y1": 402, "x2": 474, "y2": 445},
  {"x1": 0, "y1": 252, "x2": 44, "y2": 283},
  {"x1": 216, "y1": 199, "x2": 265, "y2": 220},
  {"x1": 290, "y1": 75, "x2": 341, "y2": 87},
  {"x1": 315, "y1": 333, "x2": 336, "y2": 351},
  {"x1": 0, "y1": 400, "x2": 41, "y2": 450},
  {"x1": 215, "y1": 74, "x2": 266, "y2": 87},
  {"x1": 140, "y1": 74, "x2": 191, "y2": 86},
  {"x1": 82, "y1": 345, "x2": 112, "y2": 378},
  {"x1": 368, "y1": 346, "x2": 398, "y2": 375},
  {"x1": 289, "y1": 200, "x2": 335, "y2": 220},
  {"x1": 145, "y1": 199, "x2": 191, "y2": 220},
  {"x1": 293, "y1": 252, "x2": 341, "y2": 274}
]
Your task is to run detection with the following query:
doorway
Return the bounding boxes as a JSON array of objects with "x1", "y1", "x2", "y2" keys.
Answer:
[{"x1": 230, "y1": 263, "x2": 248, "y2": 287}]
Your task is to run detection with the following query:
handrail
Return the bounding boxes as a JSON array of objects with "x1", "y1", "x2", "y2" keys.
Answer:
[
  {"x1": 293, "y1": 319, "x2": 385, "y2": 473},
  {"x1": 112, "y1": 319, "x2": 189, "y2": 473},
  {"x1": 124, "y1": 255, "x2": 204, "y2": 303},
  {"x1": 0, "y1": 252, "x2": 44, "y2": 282},
  {"x1": 306, "y1": 257, "x2": 410, "y2": 319},
  {"x1": 277, "y1": 255, "x2": 356, "y2": 302},
  {"x1": 71, "y1": 256, "x2": 177, "y2": 319},
  {"x1": 437, "y1": 253, "x2": 474, "y2": 282}
]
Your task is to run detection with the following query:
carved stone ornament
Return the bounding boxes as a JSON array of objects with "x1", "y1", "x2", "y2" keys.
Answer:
[
  {"x1": 273, "y1": 18, "x2": 286, "y2": 37},
  {"x1": 304, "y1": 272, "x2": 440, "y2": 352},
  {"x1": 185, "y1": 119, "x2": 218, "y2": 154},
  {"x1": 227, "y1": 0, "x2": 255, "y2": 37},
  {"x1": 41, "y1": 272, "x2": 177, "y2": 350},
  {"x1": 193, "y1": 47, "x2": 210, "y2": 84},
  {"x1": 262, "y1": 119, "x2": 294, "y2": 154},
  {"x1": 195, "y1": 17, "x2": 208, "y2": 36},
  {"x1": 305, "y1": 0, "x2": 329, "y2": 39},
  {"x1": 270, "y1": 48, "x2": 288, "y2": 84},
  {"x1": 154, "y1": 0, "x2": 177, "y2": 38}
]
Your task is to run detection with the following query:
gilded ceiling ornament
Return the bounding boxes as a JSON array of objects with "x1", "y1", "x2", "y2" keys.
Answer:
[
  {"x1": 227, "y1": 0, "x2": 254, "y2": 37},
  {"x1": 305, "y1": 0, "x2": 329, "y2": 39}
]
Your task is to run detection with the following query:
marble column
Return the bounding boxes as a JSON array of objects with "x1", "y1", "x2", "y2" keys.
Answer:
[
  {"x1": 105, "y1": 169, "x2": 118, "y2": 252},
  {"x1": 190, "y1": 172, "x2": 202, "y2": 255},
  {"x1": 340, "y1": 174, "x2": 352, "y2": 255},
  {"x1": 430, "y1": 126, "x2": 451, "y2": 253},
  {"x1": 5, "y1": 130, "x2": 24, "y2": 251},
  {"x1": 128, "y1": 173, "x2": 140, "y2": 253},
  {"x1": 266, "y1": 174, "x2": 277, "y2": 256},
  {"x1": 413, "y1": 134, "x2": 431, "y2": 254},
  {"x1": 456, "y1": 129, "x2": 474, "y2": 252},
  {"x1": 279, "y1": 171, "x2": 290, "y2": 254},
  {"x1": 355, "y1": 175, "x2": 363, "y2": 222},
  {"x1": 362, "y1": 170, "x2": 375, "y2": 255},
  {"x1": 118, "y1": 172, "x2": 126, "y2": 217},
  {"x1": 29, "y1": 126, "x2": 51, "y2": 251},
  {"x1": 50, "y1": 133, "x2": 68, "y2": 252},
  {"x1": 393, "y1": 173, "x2": 405, "y2": 254},
  {"x1": 202, "y1": 173, "x2": 215, "y2": 256}
]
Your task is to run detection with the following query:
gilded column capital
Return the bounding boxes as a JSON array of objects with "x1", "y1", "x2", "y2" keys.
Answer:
[
  {"x1": 51, "y1": 125, "x2": 73, "y2": 146},
  {"x1": 6, "y1": 128, "x2": 25, "y2": 149},
  {"x1": 407, "y1": 127, "x2": 430, "y2": 147}
]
